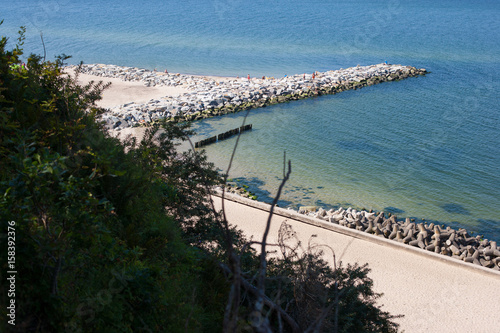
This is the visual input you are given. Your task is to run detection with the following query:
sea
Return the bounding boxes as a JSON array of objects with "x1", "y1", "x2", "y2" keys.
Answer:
[{"x1": 2, "y1": 0, "x2": 499, "y2": 240}]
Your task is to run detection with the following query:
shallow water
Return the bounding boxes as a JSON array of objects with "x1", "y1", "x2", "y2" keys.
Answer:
[{"x1": 3, "y1": 0, "x2": 499, "y2": 239}]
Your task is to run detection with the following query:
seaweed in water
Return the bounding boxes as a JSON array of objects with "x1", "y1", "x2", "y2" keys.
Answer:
[
  {"x1": 441, "y1": 203, "x2": 471, "y2": 215},
  {"x1": 384, "y1": 206, "x2": 405, "y2": 215},
  {"x1": 476, "y1": 219, "x2": 500, "y2": 241}
]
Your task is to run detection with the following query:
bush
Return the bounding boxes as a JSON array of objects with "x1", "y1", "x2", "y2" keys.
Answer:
[{"x1": 0, "y1": 24, "x2": 224, "y2": 332}]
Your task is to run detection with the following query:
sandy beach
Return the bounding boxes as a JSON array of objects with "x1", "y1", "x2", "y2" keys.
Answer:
[
  {"x1": 80, "y1": 70, "x2": 500, "y2": 332},
  {"x1": 73, "y1": 69, "x2": 236, "y2": 108},
  {"x1": 213, "y1": 193, "x2": 500, "y2": 333},
  {"x1": 74, "y1": 71, "x2": 189, "y2": 108},
  {"x1": 72, "y1": 68, "x2": 238, "y2": 138}
]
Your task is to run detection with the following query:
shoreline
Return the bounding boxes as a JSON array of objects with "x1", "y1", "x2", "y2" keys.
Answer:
[
  {"x1": 71, "y1": 64, "x2": 499, "y2": 270},
  {"x1": 69, "y1": 63, "x2": 427, "y2": 130},
  {"x1": 222, "y1": 184, "x2": 500, "y2": 271},
  {"x1": 211, "y1": 192, "x2": 500, "y2": 332}
]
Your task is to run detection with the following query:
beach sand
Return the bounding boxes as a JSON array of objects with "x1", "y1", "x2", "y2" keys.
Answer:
[
  {"x1": 213, "y1": 193, "x2": 500, "y2": 333},
  {"x1": 74, "y1": 72, "x2": 190, "y2": 108},
  {"x1": 73, "y1": 70, "x2": 237, "y2": 109},
  {"x1": 73, "y1": 70, "x2": 236, "y2": 139},
  {"x1": 80, "y1": 71, "x2": 500, "y2": 332}
]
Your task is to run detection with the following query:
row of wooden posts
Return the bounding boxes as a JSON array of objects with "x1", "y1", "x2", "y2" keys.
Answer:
[{"x1": 194, "y1": 124, "x2": 253, "y2": 148}]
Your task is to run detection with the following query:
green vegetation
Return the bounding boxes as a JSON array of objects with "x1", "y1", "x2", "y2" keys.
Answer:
[
  {"x1": 0, "y1": 24, "x2": 224, "y2": 333},
  {"x1": 1, "y1": 25, "x2": 401, "y2": 332}
]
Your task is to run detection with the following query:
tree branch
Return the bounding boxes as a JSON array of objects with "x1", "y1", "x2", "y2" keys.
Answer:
[
  {"x1": 40, "y1": 31, "x2": 46, "y2": 62},
  {"x1": 254, "y1": 159, "x2": 291, "y2": 327},
  {"x1": 219, "y1": 262, "x2": 301, "y2": 333}
]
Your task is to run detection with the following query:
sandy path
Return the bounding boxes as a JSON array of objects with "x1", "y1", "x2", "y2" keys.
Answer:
[{"x1": 212, "y1": 193, "x2": 500, "y2": 333}]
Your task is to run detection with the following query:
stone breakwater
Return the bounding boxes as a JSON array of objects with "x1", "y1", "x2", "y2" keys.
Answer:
[
  {"x1": 298, "y1": 206, "x2": 500, "y2": 270},
  {"x1": 219, "y1": 183, "x2": 500, "y2": 270},
  {"x1": 71, "y1": 63, "x2": 427, "y2": 130}
]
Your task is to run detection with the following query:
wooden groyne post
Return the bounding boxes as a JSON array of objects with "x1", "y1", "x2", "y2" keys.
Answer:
[{"x1": 195, "y1": 124, "x2": 252, "y2": 148}]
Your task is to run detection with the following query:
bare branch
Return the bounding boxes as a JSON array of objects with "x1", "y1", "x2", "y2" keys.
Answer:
[
  {"x1": 240, "y1": 240, "x2": 281, "y2": 255},
  {"x1": 40, "y1": 31, "x2": 46, "y2": 62},
  {"x1": 223, "y1": 271, "x2": 240, "y2": 332},
  {"x1": 254, "y1": 158, "x2": 291, "y2": 327},
  {"x1": 283, "y1": 151, "x2": 286, "y2": 179},
  {"x1": 51, "y1": 257, "x2": 62, "y2": 295},
  {"x1": 219, "y1": 263, "x2": 301, "y2": 333},
  {"x1": 220, "y1": 108, "x2": 252, "y2": 239}
]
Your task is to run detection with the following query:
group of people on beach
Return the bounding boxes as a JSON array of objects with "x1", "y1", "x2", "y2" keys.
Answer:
[
  {"x1": 154, "y1": 68, "x2": 319, "y2": 82},
  {"x1": 152, "y1": 68, "x2": 170, "y2": 75}
]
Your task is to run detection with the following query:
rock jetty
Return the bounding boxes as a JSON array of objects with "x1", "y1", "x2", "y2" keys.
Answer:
[
  {"x1": 71, "y1": 63, "x2": 427, "y2": 130},
  {"x1": 299, "y1": 206, "x2": 500, "y2": 270}
]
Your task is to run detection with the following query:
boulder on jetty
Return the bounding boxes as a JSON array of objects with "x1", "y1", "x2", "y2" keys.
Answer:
[{"x1": 69, "y1": 63, "x2": 427, "y2": 130}]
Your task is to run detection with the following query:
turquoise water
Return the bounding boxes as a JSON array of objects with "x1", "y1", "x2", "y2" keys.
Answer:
[{"x1": 3, "y1": 0, "x2": 499, "y2": 239}]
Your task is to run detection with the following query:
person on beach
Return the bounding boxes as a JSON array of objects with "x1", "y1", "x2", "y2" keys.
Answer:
[
  {"x1": 247, "y1": 74, "x2": 250, "y2": 82},
  {"x1": 312, "y1": 72, "x2": 315, "y2": 80},
  {"x1": 164, "y1": 69, "x2": 168, "y2": 74}
]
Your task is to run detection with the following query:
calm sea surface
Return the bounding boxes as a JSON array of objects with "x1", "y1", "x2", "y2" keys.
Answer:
[{"x1": 3, "y1": 0, "x2": 499, "y2": 239}]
